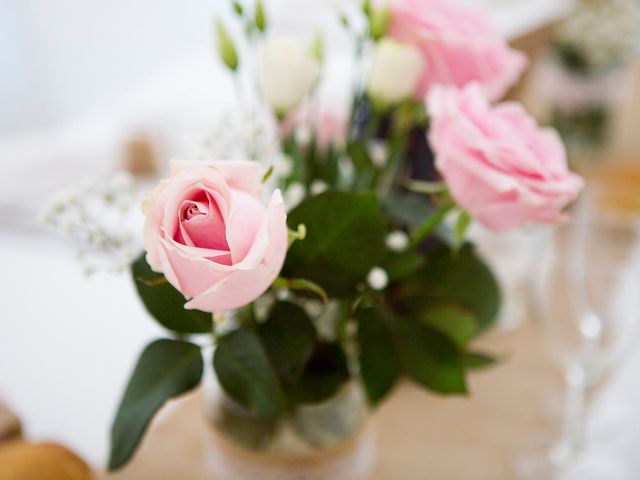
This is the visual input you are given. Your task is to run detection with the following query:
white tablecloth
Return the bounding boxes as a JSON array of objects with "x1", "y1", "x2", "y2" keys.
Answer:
[{"x1": 0, "y1": 230, "x2": 162, "y2": 465}]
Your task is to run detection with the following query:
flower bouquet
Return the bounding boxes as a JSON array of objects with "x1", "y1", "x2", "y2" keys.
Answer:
[{"x1": 105, "y1": 0, "x2": 583, "y2": 477}]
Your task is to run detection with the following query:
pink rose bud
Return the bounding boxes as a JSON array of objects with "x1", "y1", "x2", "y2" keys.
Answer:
[
  {"x1": 142, "y1": 161, "x2": 288, "y2": 313},
  {"x1": 428, "y1": 84, "x2": 584, "y2": 232},
  {"x1": 388, "y1": 0, "x2": 528, "y2": 101}
]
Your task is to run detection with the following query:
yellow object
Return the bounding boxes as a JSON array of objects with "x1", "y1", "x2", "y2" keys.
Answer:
[{"x1": 0, "y1": 442, "x2": 94, "y2": 480}]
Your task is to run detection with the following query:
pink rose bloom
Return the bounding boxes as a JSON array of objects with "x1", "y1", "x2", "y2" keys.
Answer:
[
  {"x1": 281, "y1": 107, "x2": 348, "y2": 153},
  {"x1": 388, "y1": 0, "x2": 528, "y2": 101},
  {"x1": 428, "y1": 84, "x2": 584, "y2": 232},
  {"x1": 143, "y1": 160, "x2": 288, "y2": 313}
]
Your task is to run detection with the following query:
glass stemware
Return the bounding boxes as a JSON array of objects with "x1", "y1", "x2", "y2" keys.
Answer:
[{"x1": 517, "y1": 186, "x2": 640, "y2": 479}]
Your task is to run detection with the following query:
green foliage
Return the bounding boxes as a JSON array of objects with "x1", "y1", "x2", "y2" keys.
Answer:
[
  {"x1": 284, "y1": 192, "x2": 386, "y2": 297},
  {"x1": 465, "y1": 352, "x2": 499, "y2": 370},
  {"x1": 453, "y1": 211, "x2": 472, "y2": 248},
  {"x1": 420, "y1": 304, "x2": 478, "y2": 348},
  {"x1": 259, "y1": 302, "x2": 317, "y2": 384},
  {"x1": 392, "y1": 316, "x2": 467, "y2": 394},
  {"x1": 383, "y1": 192, "x2": 440, "y2": 228},
  {"x1": 214, "y1": 328, "x2": 286, "y2": 419},
  {"x1": 384, "y1": 250, "x2": 426, "y2": 282},
  {"x1": 391, "y1": 243, "x2": 501, "y2": 332},
  {"x1": 232, "y1": 1, "x2": 244, "y2": 16},
  {"x1": 310, "y1": 32, "x2": 324, "y2": 63},
  {"x1": 255, "y1": 0, "x2": 267, "y2": 32},
  {"x1": 109, "y1": 339, "x2": 203, "y2": 470},
  {"x1": 409, "y1": 204, "x2": 454, "y2": 248},
  {"x1": 284, "y1": 343, "x2": 350, "y2": 405},
  {"x1": 356, "y1": 308, "x2": 399, "y2": 405},
  {"x1": 216, "y1": 19, "x2": 239, "y2": 71},
  {"x1": 131, "y1": 253, "x2": 212, "y2": 334},
  {"x1": 272, "y1": 277, "x2": 328, "y2": 303},
  {"x1": 346, "y1": 142, "x2": 376, "y2": 189},
  {"x1": 370, "y1": 7, "x2": 390, "y2": 40}
]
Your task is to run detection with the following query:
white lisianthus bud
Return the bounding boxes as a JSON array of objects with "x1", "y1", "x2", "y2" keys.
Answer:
[
  {"x1": 367, "y1": 267, "x2": 389, "y2": 291},
  {"x1": 367, "y1": 39, "x2": 425, "y2": 106},
  {"x1": 262, "y1": 37, "x2": 322, "y2": 115}
]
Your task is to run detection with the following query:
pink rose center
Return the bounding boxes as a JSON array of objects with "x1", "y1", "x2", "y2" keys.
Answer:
[{"x1": 174, "y1": 190, "x2": 232, "y2": 264}]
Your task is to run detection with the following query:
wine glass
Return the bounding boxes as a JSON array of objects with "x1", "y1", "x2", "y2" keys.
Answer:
[{"x1": 517, "y1": 186, "x2": 640, "y2": 479}]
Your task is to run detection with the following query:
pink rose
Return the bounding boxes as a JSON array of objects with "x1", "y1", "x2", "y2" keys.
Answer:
[
  {"x1": 387, "y1": 0, "x2": 528, "y2": 101},
  {"x1": 428, "y1": 84, "x2": 584, "y2": 232},
  {"x1": 281, "y1": 106, "x2": 348, "y2": 153},
  {"x1": 142, "y1": 160, "x2": 288, "y2": 313}
]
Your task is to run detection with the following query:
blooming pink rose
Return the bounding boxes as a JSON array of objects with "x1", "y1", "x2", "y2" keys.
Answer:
[
  {"x1": 387, "y1": 0, "x2": 528, "y2": 101},
  {"x1": 428, "y1": 84, "x2": 584, "y2": 232},
  {"x1": 142, "y1": 160, "x2": 288, "y2": 313}
]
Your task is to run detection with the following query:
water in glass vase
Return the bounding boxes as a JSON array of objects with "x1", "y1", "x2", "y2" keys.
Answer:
[{"x1": 202, "y1": 374, "x2": 375, "y2": 480}]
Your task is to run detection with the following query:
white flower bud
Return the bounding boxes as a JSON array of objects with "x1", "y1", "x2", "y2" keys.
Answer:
[
  {"x1": 386, "y1": 231, "x2": 409, "y2": 252},
  {"x1": 285, "y1": 182, "x2": 306, "y2": 208},
  {"x1": 367, "y1": 267, "x2": 389, "y2": 291},
  {"x1": 310, "y1": 180, "x2": 329, "y2": 195},
  {"x1": 262, "y1": 37, "x2": 322, "y2": 115},
  {"x1": 368, "y1": 140, "x2": 388, "y2": 167},
  {"x1": 275, "y1": 155, "x2": 294, "y2": 177},
  {"x1": 367, "y1": 39, "x2": 425, "y2": 106}
]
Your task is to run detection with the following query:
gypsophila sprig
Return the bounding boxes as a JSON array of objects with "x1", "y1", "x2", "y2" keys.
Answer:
[{"x1": 41, "y1": 172, "x2": 142, "y2": 275}]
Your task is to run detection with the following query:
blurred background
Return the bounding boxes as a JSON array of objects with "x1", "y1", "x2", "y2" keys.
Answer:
[{"x1": 1, "y1": 0, "x2": 639, "y2": 478}]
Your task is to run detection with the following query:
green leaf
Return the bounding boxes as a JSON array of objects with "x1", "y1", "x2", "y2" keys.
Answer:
[
  {"x1": 453, "y1": 211, "x2": 472, "y2": 248},
  {"x1": 392, "y1": 317, "x2": 467, "y2": 394},
  {"x1": 214, "y1": 328, "x2": 286, "y2": 419},
  {"x1": 131, "y1": 253, "x2": 212, "y2": 334},
  {"x1": 370, "y1": 6, "x2": 390, "y2": 40},
  {"x1": 356, "y1": 308, "x2": 399, "y2": 405},
  {"x1": 254, "y1": 0, "x2": 267, "y2": 32},
  {"x1": 232, "y1": 1, "x2": 244, "y2": 16},
  {"x1": 363, "y1": 0, "x2": 372, "y2": 17},
  {"x1": 394, "y1": 243, "x2": 501, "y2": 332},
  {"x1": 262, "y1": 165, "x2": 274, "y2": 183},
  {"x1": 346, "y1": 142, "x2": 373, "y2": 175},
  {"x1": 384, "y1": 250, "x2": 426, "y2": 282},
  {"x1": 259, "y1": 302, "x2": 317, "y2": 384},
  {"x1": 465, "y1": 352, "x2": 498, "y2": 370},
  {"x1": 109, "y1": 339, "x2": 203, "y2": 470},
  {"x1": 283, "y1": 192, "x2": 385, "y2": 297},
  {"x1": 383, "y1": 192, "x2": 439, "y2": 228},
  {"x1": 420, "y1": 304, "x2": 478, "y2": 348},
  {"x1": 216, "y1": 19, "x2": 239, "y2": 71},
  {"x1": 309, "y1": 31, "x2": 324, "y2": 63},
  {"x1": 284, "y1": 344, "x2": 350, "y2": 405}
]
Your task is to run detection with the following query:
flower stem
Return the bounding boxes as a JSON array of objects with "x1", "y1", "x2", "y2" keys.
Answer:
[{"x1": 409, "y1": 203, "x2": 454, "y2": 248}]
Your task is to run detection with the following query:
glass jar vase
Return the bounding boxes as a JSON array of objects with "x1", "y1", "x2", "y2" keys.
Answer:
[{"x1": 202, "y1": 374, "x2": 375, "y2": 480}]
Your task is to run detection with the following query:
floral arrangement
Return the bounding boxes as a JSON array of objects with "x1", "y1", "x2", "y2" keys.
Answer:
[{"x1": 106, "y1": 0, "x2": 583, "y2": 471}]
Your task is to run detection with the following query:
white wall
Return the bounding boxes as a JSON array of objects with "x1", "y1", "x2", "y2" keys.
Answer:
[
  {"x1": 0, "y1": 0, "x2": 567, "y2": 134},
  {"x1": 0, "y1": 0, "x2": 221, "y2": 132}
]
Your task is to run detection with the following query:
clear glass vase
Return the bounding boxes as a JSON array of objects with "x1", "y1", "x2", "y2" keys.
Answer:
[{"x1": 201, "y1": 373, "x2": 375, "y2": 480}]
